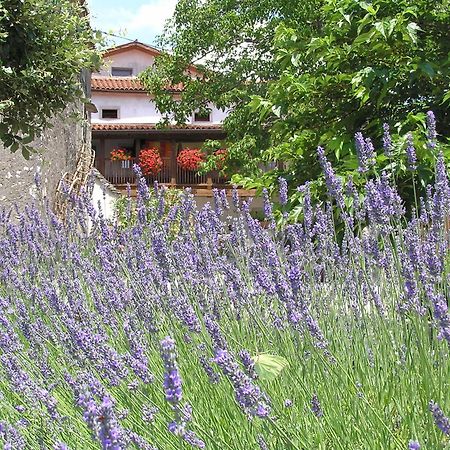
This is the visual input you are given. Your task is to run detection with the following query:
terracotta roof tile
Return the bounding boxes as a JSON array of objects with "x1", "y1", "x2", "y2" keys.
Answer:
[
  {"x1": 91, "y1": 76, "x2": 184, "y2": 93},
  {"x1": 92, "y1": 123, "x2": 223, "y2": 132}
]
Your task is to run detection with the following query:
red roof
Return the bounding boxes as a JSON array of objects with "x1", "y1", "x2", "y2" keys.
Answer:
[
  {"x1": 92, "y1": 123, "x2": 223, "y2": 132},
  {"x1": 91, "y1": 76, "x2": 183, "y2": 93},
  {"x1": 101, "y1": 41, "x2": 201, "y2": 75},
  {"x1": 103, "y1": 41, "x2": 162, "y2": 58}
]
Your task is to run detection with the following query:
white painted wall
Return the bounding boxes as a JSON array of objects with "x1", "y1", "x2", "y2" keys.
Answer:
[
  {"x1": 90, "y1": 173, "x2": 120, "y2": 223},
  {"x1": 92, "y1": 92, "x2": 228, "y2": 126},
  {"x1": 96, "y1": 49, "x2": 155, "y2": 76},
  {"x1": 92, "y1": 92, "x2": 161, "y2": 123}
]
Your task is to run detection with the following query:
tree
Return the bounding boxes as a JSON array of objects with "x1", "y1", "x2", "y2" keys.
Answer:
[
  {"x1": 247, "y1": 0, "x2": 450, "y2": 210},
  {"x1": 139, "y1": 0, "x2": 322, "y2": 175},
  {"x1": 143, "y1": 0, "x2": 450, "y2": 213},
  {"x1": 0, "y1": 0, "x2": 101, "y2": 157}
]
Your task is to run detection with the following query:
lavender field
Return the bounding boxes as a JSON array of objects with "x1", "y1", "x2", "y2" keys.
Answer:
[{"x1": 1, "y1": 125, "x2": 450, "y2": 449}]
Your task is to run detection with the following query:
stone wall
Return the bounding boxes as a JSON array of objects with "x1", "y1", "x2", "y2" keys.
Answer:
[{"x1": 0, "y1": 71, "x2": 91, "y2": 211}]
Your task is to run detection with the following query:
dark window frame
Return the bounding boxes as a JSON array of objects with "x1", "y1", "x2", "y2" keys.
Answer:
[
  {"x1": 101, "y1": 108, "x2": 119, "y2": 119},
  {"x1": 111, "y1": 67, "x2": 133, "y2": 77},
  {"x1": 194, "y1": 111, "x2": 211, "y2": 122}
]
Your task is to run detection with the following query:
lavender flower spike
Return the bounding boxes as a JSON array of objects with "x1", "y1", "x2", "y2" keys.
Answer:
[
  {"x1": 355, "y1": 132, "x2": 375, "y2": 173},
  {"x1": 160, "y1": 337, "x2": 182, "y2": 406},
  {"x1": 311, "y1": 393, "x2": 323, "y2": 418},
  {"x1": 54, "y1": 444, "x2": 70, "y2": 450},
  {"x1": 406, "y1": 133, "x2": 417, "y2": 171},
  {"x1": 262, "y1": 188, "x2": 273, "y2": 221},
  {"x1": 426, "y1": 111, "x2": 437, "y2": 150},
  {"x1": 408, "y1": 441, "x2": 420, "y2": 450},
  {"x1": 278, "y1": 177, "x2": 288, "y2": 206},
  {"x1": 383, "y1": 123, "x2": 393, "y2": 157},
  {"x1": 429, "y1": 401, "x2": 450, "y2": 436},
  {"x1": 214, "y1": 349, "x2": 271, "y2": 418},
  {"x1": 317, "y1": 146, "x2": 344, "y2": 206}
]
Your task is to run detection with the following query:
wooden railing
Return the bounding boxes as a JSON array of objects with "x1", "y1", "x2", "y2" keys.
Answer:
[{"x1": 100, "y1": 158, "x2": 228, "y2": 188}]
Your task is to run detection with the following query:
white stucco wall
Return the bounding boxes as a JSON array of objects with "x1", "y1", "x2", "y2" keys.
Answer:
[
  {"x1": 92, "y1": 92, "x2": 228, "y2": 126},
  {"x1": 96, "y1": 49, "x2": 155, "y2": 77},
  {"x1": 92, "y1": 92, "x2": 161, "y2": 123},
  {"x1": 90, "y1": 170, "x2": 120, "y2": 223}
]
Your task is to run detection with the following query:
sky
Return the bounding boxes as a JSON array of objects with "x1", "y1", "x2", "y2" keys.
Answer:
[{"x1": 87, "y1": 0, "x2": 177, "y2": 47}]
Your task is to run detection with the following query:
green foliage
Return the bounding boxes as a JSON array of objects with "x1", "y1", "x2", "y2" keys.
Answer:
[
  {"x1": 139, "y1": 0, "x2": 321, "y2": 177},
  {"x1": 114, "y1": 187, "x2": 183, "y2": 235},
  {"x1": 243, "y1": 0, "x2": 450, "y2": 202},
  {"x1": 0, "y1": 0, "x2": 101, "y2": 157},
  {"x1": 144, "y1": 0, "x2": 450, "y2": 214}
]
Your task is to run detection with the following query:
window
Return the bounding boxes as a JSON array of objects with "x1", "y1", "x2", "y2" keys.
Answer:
[
  {"x1": 101, "y1": 109, "x2": 119, "y2": 119},
  {"x1": 111, "y1": 67, "x2": 133, "y2": 77},
  {"x1": 194, "y1": 111, "x2": 211, "y2": 122}
]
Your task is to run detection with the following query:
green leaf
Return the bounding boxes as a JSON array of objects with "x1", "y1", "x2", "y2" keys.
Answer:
[
  {"x1": 21, "y1": 146, "x2": 30, "y2": 159},
  {"x1": 442, "y1": 90, "x2": 450, "y2": 104},
  {"x1": 406, "y1": 22, "x2": 422, "y2": 43},
  {"x1": 359, "y1": 2, "x2": 377, "y2": 15},
  {"x1": 253, "y1": 353, "x2": 288, "y2": 381},
  {"x1": 353, "y1": 30, "x2": 375, "y2": 45},
  {"x1": 374, "y1": 21, "x2": 386, "y2": 39},
  {"x1": 419, "y1": 62, "x2": 435, "y2": 78}
]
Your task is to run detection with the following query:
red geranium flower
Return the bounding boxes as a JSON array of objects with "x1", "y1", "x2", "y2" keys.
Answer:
[
  {"x1": 111, "y1": 148, "x2": 131, "y2": 161},
  {"x1": 139, "y1": 147, "x2": 163, "y2": 176},
  {"x1": 214, "y1": 148, "x2": 228, "y2": 171},
  {"x1": 177, "y1": 148, "x2": 205, "y2": 171}
]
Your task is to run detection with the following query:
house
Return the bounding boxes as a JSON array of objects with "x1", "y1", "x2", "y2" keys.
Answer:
[{"x1": 91, "y1": 41, "x2": 232, "y2": 196}]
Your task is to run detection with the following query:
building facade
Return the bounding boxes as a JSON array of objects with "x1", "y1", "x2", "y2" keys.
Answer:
[{"x1": 91, "y1": 41, "x2": 231, "y2": 196}]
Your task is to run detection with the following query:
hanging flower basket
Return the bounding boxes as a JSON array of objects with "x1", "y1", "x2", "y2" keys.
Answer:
[
  {"x1": 139, "y1": 147, "x2": 163, "y2": 176},
  {"x1": 110, "y1": 148, "x2": 131, "y2": 161},
  {"x1": 213, "y1": 148, "x2": 228, "y2": 171},
  {"x1": 177, "y1": 148, "x2": 205, "y2": 171}
]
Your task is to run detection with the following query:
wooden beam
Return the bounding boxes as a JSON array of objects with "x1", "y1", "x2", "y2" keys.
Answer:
[
  {"x1": 170, "y1": 140, "x2": 177, "y2": 187},
  {"x1": 97, "y1": 137, "x2": 106, "y2": 175}
]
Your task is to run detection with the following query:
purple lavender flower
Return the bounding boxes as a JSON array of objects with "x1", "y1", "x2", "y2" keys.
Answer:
[
  {"x1": 257, "y1": 435, "x2": 269, "y2": 450},
  {"x1": 383, "y1": 123, "x2": 393, "y2": 157},
  {"x1": 160, "y1": 337, "x2": 204, "y2": 446},
  {"x1": 431, "y1": 151, "x2": 450, "y2": 233},
  {"x1": 160, "y1": 337, "x2": 182, "y2": 406},
  {"x1": 199, "y1": 355, "x2": 220, "y2": 384},
  {"x1": 182, "y1": 430, "x2": 205, "y2": 449},
  {"x1": 232, "y1": 185, "x2": 240, "y2": 209},
  {"x1": 429, "y1": 401, "x2": 450, "y2": 435},
  {"x1": 427, "y1": 111, "x2": 437, "y2": 150},
  {"x1": 238, "y1": 349, "x2": 257, "y2": 379},
  {"x1": 142, "y1": 404, "x2": 159, "y2": 423},
  {"x1": 204, "y1": 315, "x2": 227, "y2": 350},
  {"x1": 408, "y1": 441, "x2": 420, "y2": 450},
  {"x1": 311, "y1": 393, "x2": 323, "y2": 418},
  {"x1": 317, "y1": 146, "x2": 344, "y2": 207},
  {"x1": 406, "y1": 133, "x2": 417, "y2": 171},
  {"x1": 0, "y1": 421, "x2": 26, "y2": 449},
  {"x1": 278, "y1": 177, "x2": 288, "y2": 206},
  {"x1": 365, "y1": 172, "x2": 404, "y2": 230},
  {"x1": 97, "y1": 396, "x2": 127, "y2": 450},
  {"x1": 262, "y1": 188, "x2": 273, "y2": 221},
  {"x1": 355, "y1": 133, "x2": 375, "y2": 173},
  {"x1": 214, "y1": 349, "x2": 271, "y2": 418}
]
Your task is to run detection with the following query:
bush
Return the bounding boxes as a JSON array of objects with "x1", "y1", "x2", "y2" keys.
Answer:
[
  {"x1": 0, "y1": 0, "x2": 101, "y2": 156},
  {"x1": 0, "y1": 122, "x2": 449, "y2": 449}
]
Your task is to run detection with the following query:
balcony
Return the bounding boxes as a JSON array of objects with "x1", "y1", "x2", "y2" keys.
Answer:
[{"x1": 98, "y1": 157, "x2": 229, "y2": 195}]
